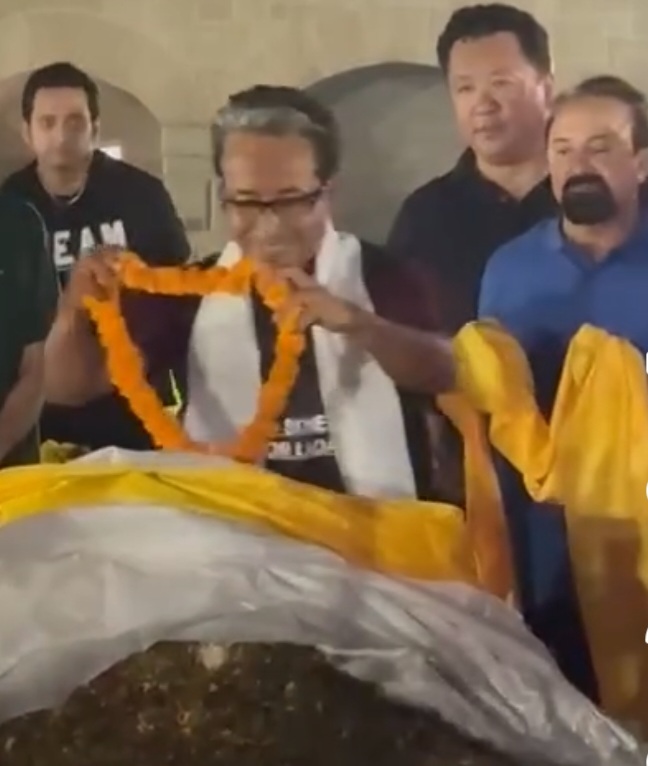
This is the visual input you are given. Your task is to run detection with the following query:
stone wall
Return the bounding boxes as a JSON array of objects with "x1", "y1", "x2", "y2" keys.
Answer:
[{"x1": 0, "y1": 0, "x2": 645, "y2": 252}]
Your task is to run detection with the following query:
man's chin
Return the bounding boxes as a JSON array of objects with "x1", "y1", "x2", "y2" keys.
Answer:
[
  {"x1": 471, "y1": 136, "x2": 521, "y2": 166},
  {"x1": 44, "y1": 154, "x2": 87, "y2": 171}
]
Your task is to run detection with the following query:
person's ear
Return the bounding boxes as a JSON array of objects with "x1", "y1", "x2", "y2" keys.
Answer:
[
  {"x1": 634, "y1": 147, "x2": 648, "y2": 183},
  {"x1": 21, "y1": 120, "x2": 33, "y2": 152},
  {"x1": 540, "y1": 73, "x2": 555, "y2": 118}
]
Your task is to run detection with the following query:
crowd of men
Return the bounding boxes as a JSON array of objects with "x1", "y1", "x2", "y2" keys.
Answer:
[{"x1": 2, "y1": 2, "x2": 647, "y2": 712}]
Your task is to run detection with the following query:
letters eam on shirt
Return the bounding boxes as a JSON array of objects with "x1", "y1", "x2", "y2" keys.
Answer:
[{"x1": 52, "y1": 219, "x2": 127, "y2": 274}]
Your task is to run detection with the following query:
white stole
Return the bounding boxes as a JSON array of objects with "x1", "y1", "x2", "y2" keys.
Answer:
[{"x1": 183, "y1": 225, "x2": 417, "y2": 498}]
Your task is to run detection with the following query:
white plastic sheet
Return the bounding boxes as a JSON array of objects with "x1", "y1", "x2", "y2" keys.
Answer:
[{"x1": 0, "y1": 449, "x2": 644, "y2": 766}]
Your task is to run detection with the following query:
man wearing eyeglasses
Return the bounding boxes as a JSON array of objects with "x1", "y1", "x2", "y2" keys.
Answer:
[{"x1": 43, "y1": 85, "x2": 455, "y2": 500}]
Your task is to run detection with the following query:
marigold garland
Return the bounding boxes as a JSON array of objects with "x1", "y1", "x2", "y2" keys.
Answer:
[{"x1": 84, "y1": 251, "x2": 306, "y2": 462}]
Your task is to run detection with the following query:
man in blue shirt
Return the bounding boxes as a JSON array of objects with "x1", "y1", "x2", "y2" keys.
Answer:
[{"x1": 478, "y1": 75, "x2": 648, "y2": 699}]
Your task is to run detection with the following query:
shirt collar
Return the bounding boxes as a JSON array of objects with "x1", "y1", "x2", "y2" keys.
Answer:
[
  {"x1": 546, "y1": 213, "x2": 648, "y2": 259},
  {"x1": 450, "y1": 149, "x2": 551, "y2": 204}
]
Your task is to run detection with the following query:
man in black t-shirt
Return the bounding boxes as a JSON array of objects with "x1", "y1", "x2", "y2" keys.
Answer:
[{"x1": 2, "y1": 62, "x2": 190, "y2": 450}]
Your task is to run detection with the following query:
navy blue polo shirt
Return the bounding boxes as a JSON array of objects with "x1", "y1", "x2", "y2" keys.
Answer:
[{"x1": 476, "y1": 216, "x2": 648, "y2": 701}]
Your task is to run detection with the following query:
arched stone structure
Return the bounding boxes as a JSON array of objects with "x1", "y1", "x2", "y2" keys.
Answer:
[
  {"x1": 292, "y1": 6, "x2": 442, "y2": 91},
  {"x1": 307, "y1": 62, "x2": 460, "y2": 243},
  {"x1": 0, "y1": 9, "x2": 198, "y2": 124}
]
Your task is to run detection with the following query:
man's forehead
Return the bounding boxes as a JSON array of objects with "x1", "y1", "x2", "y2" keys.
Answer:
[
  {"x1": 224, "y1": 131, "x2": 312, "y2": 155},
  {"x1": 220, "y1": 132, "x2": 320, "y2": 194},
  {"x1": 32, "y1": 87, "x2": 89, "y2": 114},
  {"x1": 221, "y1": 132, "x2": 318, "y2": 176},
  {"x1": 449, "y1": 32, "x2": 529, "y2": 73},
  {"x1": 550, "y1": 96, "x2": 634, "y2": 139}
]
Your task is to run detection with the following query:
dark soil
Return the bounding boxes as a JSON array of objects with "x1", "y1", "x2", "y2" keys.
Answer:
[{"x1": 0, "y1": 642, "x2": 536, "y2": 766}]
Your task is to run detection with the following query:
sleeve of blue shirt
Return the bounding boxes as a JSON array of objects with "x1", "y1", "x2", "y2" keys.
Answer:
[{"x1": 477, "y1": 245, "x2": 510, "y2": 320}]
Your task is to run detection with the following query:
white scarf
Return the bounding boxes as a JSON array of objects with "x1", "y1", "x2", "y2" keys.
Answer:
[{"x1": 183, "y1": 225, "x2": 416, "y2": 498}]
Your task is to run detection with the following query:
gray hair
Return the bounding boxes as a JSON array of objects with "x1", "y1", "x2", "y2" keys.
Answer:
[
  {"x1": 215, "y1": 104, "x2": 319, "y2": 135},
  {"x1": 211, "y1": 86, "x2": 341, "y2": 182}
]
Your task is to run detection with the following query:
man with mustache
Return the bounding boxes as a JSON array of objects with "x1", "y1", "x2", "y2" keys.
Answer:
[
  {"x1": 480, "y1": 76, "x2": 648, "y2": 397},
  {"x1": 477, "y1": 75, "x2": 648, "y2": 700}
]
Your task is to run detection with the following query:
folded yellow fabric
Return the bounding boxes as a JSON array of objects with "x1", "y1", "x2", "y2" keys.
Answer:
[
  {"x1": 437, "y1": 390, "x2": 514, "y2": 603},
  {"x1": 0, "y1": 458, "x2": 508, "y2": 593},
  {"x1": 453, "y1": 321, "x2": 648, "y2": 731}
]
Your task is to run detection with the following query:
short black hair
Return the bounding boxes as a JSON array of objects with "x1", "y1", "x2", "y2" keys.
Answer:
[
  {"x1": 212, "y1": 84, "x2": 341, "y2": 182},
  {"x1": 550, "y1": 75, "x2": 648, "y2": 151},
  {"x1": 22, "y1": 62, "x2": 99, "y2": 122},
  {"x1": 436, "y1": 3, "x2": 551, "y2": 75}
]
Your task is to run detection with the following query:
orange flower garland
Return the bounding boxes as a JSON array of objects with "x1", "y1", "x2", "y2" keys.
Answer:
[{"x1": 83, "y1": 252, "x2": 306, "y2": 462}]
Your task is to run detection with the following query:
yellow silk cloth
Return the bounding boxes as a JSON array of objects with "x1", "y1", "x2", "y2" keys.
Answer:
[
  {"x1": 0, "y1": 452, "x2": 511, "y2": 597},
  {"x1": 449, "y1": 321, "x2": 648, "y2": 731}
]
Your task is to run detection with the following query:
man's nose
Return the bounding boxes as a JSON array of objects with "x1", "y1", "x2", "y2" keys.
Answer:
[
  {"x1": 255, "y1": 207, "x2": 282, "y2": 230},
  {"x1": 567, "y1": 153, "x2": 595, "y2": 176},
  {"x1": 50, "y1": 124, "x2": 69, "y2": 145},
  {"x1": 473, "y1": 88, "x2": 499, "y2": 114}
]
